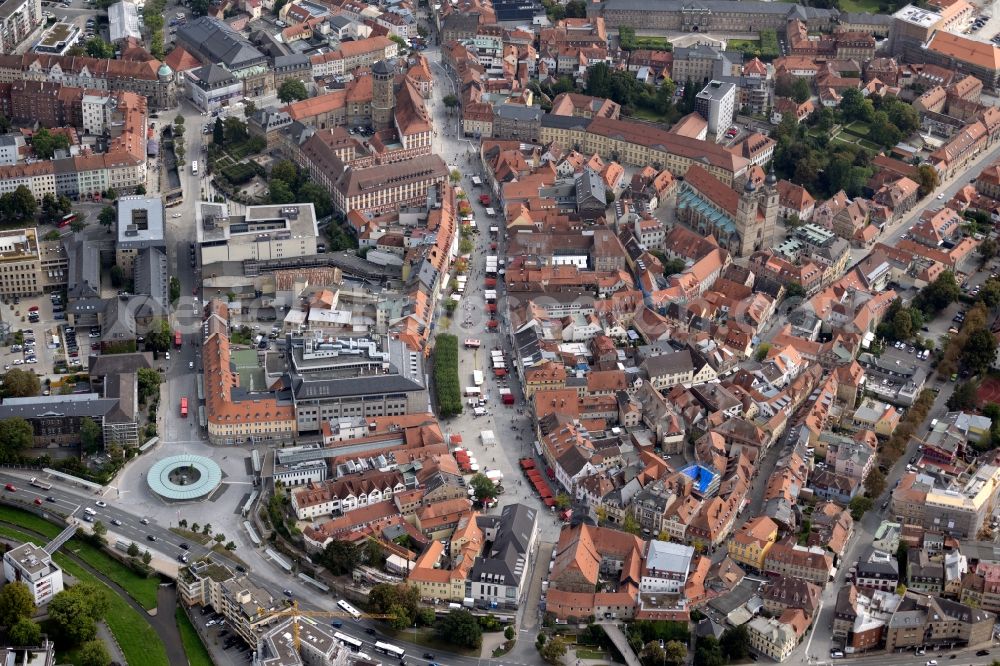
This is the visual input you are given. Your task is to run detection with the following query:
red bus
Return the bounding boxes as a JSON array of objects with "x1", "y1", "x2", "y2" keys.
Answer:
[
  {"x1": 59, "y1": 214, "x2": 77, "y2": 228},
  {"x1": 180, "y1": 397, "x2": 188, "y2": 417},
  {"x1": 174, "y1": 330, "x2": 182, "y2": 348}
]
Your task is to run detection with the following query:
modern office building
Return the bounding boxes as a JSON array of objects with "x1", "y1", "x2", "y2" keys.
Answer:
[
  {"x1": 695, "y1": 80, "x2": 736, "y2": 138},
  {"x1": 196, "y1": 202, "x2": 319, "y2": 264}
]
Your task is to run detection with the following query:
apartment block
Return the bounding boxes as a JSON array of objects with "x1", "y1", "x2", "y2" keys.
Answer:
[
  {"x1": 3, "y1": 542, "x2": 64, "y2": 605},
  {"x1": 177, "y1": 560, "x2": 280, "y2": 647}
]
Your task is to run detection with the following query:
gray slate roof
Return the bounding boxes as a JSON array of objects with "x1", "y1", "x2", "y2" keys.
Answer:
[{"x1": 177, "y1": 16, "x2": 266, "y2": 70}]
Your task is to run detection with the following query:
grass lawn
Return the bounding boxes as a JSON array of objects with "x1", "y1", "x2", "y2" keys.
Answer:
[
  {"x1": 859, "y1": 139, "x2": 883, "y2": 151},
  {"x1": 726, "y1": 38, "x2": 759, "y2": 50},
  {"x1": 634, "y1": 35, "x2": 672, "y2": 50},
  {"x1": 837, "y1": 0, "x2": 881, "y2": 12},
  {"x1": 381, "y1": 626, "x2": 481, "y2": 656},
  {"x1": 630, "y1": 108, "x2": 671, "y2": 125},
  {"x1": 845, "y1": 121, "x2": 871, "y2": 136},
  {"x1": 0, "y1": 505, "x2": 64, "y2": 538},
  {"x1": 170, "y1": 527, "x2": 212, "y2": 546},
  {"x1": 577, "y1": 648, "x2": 610, "y2": 658},
  {"x1": 64, "y1": 540, "x2": 161, "y2": 610},
  {"x1": 176, "y1": 607, "x2": 214, "y2": 666},
  {"x1": 0, "y1": 520, "x2": 169, "y2": 666}
]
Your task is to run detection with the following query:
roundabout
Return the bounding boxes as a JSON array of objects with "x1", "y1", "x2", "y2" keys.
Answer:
[{"x1": 146, "y1": 454, "x2": 222, "y2": 501}]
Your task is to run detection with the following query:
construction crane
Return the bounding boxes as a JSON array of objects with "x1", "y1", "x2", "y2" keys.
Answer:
[{"x1": 256, "y1": 601, "x2": 393, "y2": 652}]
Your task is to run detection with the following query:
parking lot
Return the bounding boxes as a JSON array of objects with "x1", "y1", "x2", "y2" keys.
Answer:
[
  {"x1": 190, "y1": 605, "x2": 255, "y2": 665},
  {"x1": 0, "y1": 290, "x2": 102, "y2": 385}
]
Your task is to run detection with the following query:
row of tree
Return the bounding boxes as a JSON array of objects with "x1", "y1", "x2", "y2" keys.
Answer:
[
  {"x1": 432, "y1": 334, "x2": 462, "y2": 417},
  {"x1": 0, "y1": 580, "x2": 110, "y2": 665}
]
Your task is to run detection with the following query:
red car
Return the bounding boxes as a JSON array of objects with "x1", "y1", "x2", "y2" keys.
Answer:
[
  {"x1": 33, "y1": 498, "x2": 42, "y2": 505},
  {"x1": 28, "y1": 306, "x2": 39, "y2": 312},
  {"x1": 4, "y1": 483, "x2": 15, "y2": 492}
]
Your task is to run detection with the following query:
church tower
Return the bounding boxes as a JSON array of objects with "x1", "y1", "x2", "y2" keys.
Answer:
[
  {"x1": 735, "y1": 178, "x2": 760, "y2": 258},
  {"x1": 371, "y1": 60, "x2": 396, "y2": 130},
  {"x1": 735, "y1": 170, "x2": 779, "y2": 257}
]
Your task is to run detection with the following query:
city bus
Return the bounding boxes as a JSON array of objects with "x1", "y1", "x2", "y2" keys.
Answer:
[
  {"x1": 174, "y1": 330, "x2": 182, "y2": 348},
  {"x1": 464, "y1": 338, "x2": 481, "y2": 349},
  {"x1": 333, "y1": 632, "x2": 363, "y2": 651},
  {"x1": 191, "y1": 160, "x2": 198, "y2": 175},
  {"x1": 374, "y1": 642, "x2": 406, "y2": 660},
  {"x1": 336, "y1": 599, "x2": 362, "y2": 620},
  {"x1": 180, "y1": 397, "x2": 188, "y2": 417},
  {"x1": 59, "y1": 213, "x2": 77, "y2": 228}
]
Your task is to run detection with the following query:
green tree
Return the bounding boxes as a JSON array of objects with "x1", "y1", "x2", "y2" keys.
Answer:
[
  {"x1": 622, "y1": 513, "x2": 640, "y2": 535},
  {"x1": 2, "y1": 369, "x2": 40, "y2": 398},
  {"x1": 223, "y1": 117, "x2": 248, "y2": 144},
  {"x1": 865, "y1": 465, "x2": 886, "y2": 498},
  {"x1": 980, "y1": 238, "x2": 998, "y2": 262},
  {"x1": 694, "y1": 635, "x2": 725, "y2": 666},
  {"x1": 0, "y1": 417, "x2": 33, "y2": 462},
  {"x1": 7, "y1": 617, "x2": 40, "y2": 647},
  {"x1": 848, "y1": 495, "x2": 873, "y2": 520},
  {"x1": 127, "y1": 542, "x2": 139, "y2": 557},
  {"x1": 442, "y1": 94, "x2": 459, "y2": 109},
  {"x1": 317, "y1": 540, "x2": 361, "y2": 576},
  {"x1": 142, "y1": 550, "x2": 152, "y2": 565},
  {"x1": 213, "y1": 117, "x2": 225, "y2": 146},
  {"x1": 297, "y1": 181, "x2": 333, "y2": 218},
  {"x1": 470, "y1": 473, "x2": 498, "y2": 502},
  {"x1": 640, "y1": 641, "x2": 666, "y2": 666},
  {"x1": 77, "y1": 639, "x2": 110, "y2": 666},
  {"x1": 278, "y1": 79, "x2": 309, "y2": 104},
  {"x1": 91, "y1": 520, "x2": 107, "y2": 542},
  {"x1": 147, "y1": 318, "x2": 171, "y2": 352},
  {"x1": 662, "y1": 257, "x2": 687, "y2": 276},
  {"x1": 85, "y1": 37, "x2": 114, "y2": 58},
  {"x1": 434, "y1": 610, "x2": 482, "y2": 649},
  {"x1": 137, "y1": 367, "x2": 162, "y2": 404},
  {"x1": 792, "y1": 77, "x2": 811, "y2": 103},
  {"x1": 225, "y1": 541, "x2": 237, "y2": 550},
  {"x1": 962, "y1": 328, "x2": 998, "y2": 375},
  {"x1": 270, "y1": 160, "x2": 298, "y2": 187},
  {"x1": 504, "y1": 625, "x2": 516, "y2": 640},
  {"x1": 539, "y1": 636, "x2": 567, "y2": 664},
  {"x1": 948, "y1": 381, "x2": 979, "y2": 411},
  {"x1": 269, "y1": 180, "x2": 295, "y2": 204},
  {"x1": 0, "y1": 582, "x2": 35, "y2": 627},
  {"x1": 98, "y1": 205, "x2": 116, "y2": 231},
  {"x1": 169, "y1": 276, "x2": 181, "y2": 304},
  {"x1": 891, "y1": 308, "x2": 913, "y2": 340},
  {"x1": 720, "y1": 624, "x2": 749, "y2": 660},
  {"x1": 214, "y1": 533, "x2": 225, "y2": 544},
  {"x1": 48, "y1": 583, "x2": 109, "y2": 644},
  {"x1": 388, "y1": 603, "x2": 410, "y2": 630},
  {"x1": 917, "y1": 164, "x2": 940, "y2": 198},
  {"x1": 555, "y1": 493, "x2": 571, "y2": 510},
  {"x1": 80, "y1": 417, "x2": 101, "y2": 454},
  {"x1": 1, "y1": 186, "x2": 37, "y2": 223},
  {"x1": 30, "y1": 128, "x2": 70, "y2": 159},
  {"x1": 915, "y1": 271, "x2": 960, "y2": 314},
  {"x1": 664, "y1": 640, "x2": 687, "y2": 665}
]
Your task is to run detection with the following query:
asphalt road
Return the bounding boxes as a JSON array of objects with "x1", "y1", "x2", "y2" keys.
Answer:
[{"x1": 0, "y1": 469, "x2": 501, "y2": 666}]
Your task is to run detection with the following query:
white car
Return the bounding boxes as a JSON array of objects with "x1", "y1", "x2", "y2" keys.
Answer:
[
  {"x1": 12, "y1": 359, "x2": 23, "y2": 365},
  {"x1": 165, "y1": 351, "x2": 170, "y2": 360},
  {"x1": 189, "y1": 361, "x2": 194, "y2": 369},
  {"x1": 937, "y1": 193, "x2": 944, "y2": 200},
  {"x1": 95, "y1": 500, "x2": 107, "y2": 507}
]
